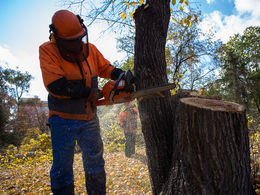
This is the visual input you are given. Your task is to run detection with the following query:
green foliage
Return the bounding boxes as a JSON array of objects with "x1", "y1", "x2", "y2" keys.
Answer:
[
  {"x1": 0, "y1": 66, "x2": 15, "y2": 134},
  {"x1": 214, "y1": 26, "x2": 260, "y2": 116},
  {"x1": 2, "y1": 68, "x2": 33, "y2": 105},
  {"x1": 121, "y1": 57, "x2": 134, "y2": 71},
  {"x1": 0, "y1": 131, "x2": 21, "y2": 151},
  {"x1": 0, "y1": 103, "x2": 8, "y2": 133},
  {"x1": 0, "y1": 65, "x2": 34, "y2": 146}
]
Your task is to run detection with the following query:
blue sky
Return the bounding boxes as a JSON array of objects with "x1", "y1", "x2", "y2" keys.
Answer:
[
  {"x1": 200, "y1": 0, "x2": 236, "y2": 16},
  {"x1": 0, "y1": 0, "x2": 259, "y2": 100}
]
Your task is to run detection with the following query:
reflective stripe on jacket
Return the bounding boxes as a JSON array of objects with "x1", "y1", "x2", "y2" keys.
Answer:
[
  {"x1": 39, "y1": 41, "x2": 115, "y2": 120},
  {"x1": 119, "y1": 107, "x2": 138, "y2": 133}
]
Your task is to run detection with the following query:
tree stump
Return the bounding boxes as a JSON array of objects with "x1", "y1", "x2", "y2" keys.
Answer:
[{"x1": 162, "y1": 97, "x2": 255, "y2": 194}]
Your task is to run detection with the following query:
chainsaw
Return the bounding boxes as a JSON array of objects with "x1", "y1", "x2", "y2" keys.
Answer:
[{"x1": 94, "y1": 71, "x2": 175, "y2": 106}]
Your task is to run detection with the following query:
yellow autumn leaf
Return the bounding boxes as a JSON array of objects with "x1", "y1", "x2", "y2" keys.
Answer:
[
  {"x1": 139, "y1": 0, "x2": 145, "y2": 4},
  {"x1": 130, "y1": 10, "x2": 135, "y2": 18},
  {"x1": 194, "y1": 14, "x2": 198, "y2": 23},
  {"x1": 179, "y1": 5, "x2": 183, "y2": 11},
  {"x1": 172, "y1": 17, "x2": 177, "y2": 22},
  {"x1": 171, "y1": 90, "x2": 177, "y2": 95},
  {"x1": 179, "y1": 0, "x2": 184, "y2": 3},
  {"x1": 122, "y1": 1, "x2": 130, "y2": 8},
  {"x1": 183, "y1": 0, "x2": 189, "y2": 6},
  {"x1": 187, "y1": 15, "x2": 192, "y2": 20},
  {"x1": 179, "y1": 20, "x2": 184, "y2": 27},
  {"x1": 172, "y1": 0, "x2": 176, "y2": 6},
  {"x1": 120, "y1": 11, "x2": 127, "y2": 19}
]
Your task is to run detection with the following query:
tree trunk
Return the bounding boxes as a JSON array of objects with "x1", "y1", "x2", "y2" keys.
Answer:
[
  {"x1": 134, "y1": 0, "x2": 254, "y2": 194},
  {"x1": 134, "y1": 1, "x2": 173, "y2": 194},
  {"x1": 161, "y1": 97, "x2": 255, "y2": 194}
]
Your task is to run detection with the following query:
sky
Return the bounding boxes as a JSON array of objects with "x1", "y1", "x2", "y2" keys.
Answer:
[{"x1": 0, "y1": 0, "x2": 259, "y2": 101}]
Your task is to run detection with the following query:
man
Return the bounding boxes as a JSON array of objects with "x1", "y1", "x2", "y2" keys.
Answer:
[
  {"x1": 39, "y1": 10, "x2": 133, "y2": 194},
  {"x1": 119, "y1": 103, "x2": 138, "y2": 157}
]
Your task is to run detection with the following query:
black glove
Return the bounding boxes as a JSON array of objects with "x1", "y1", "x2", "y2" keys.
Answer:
[
  {"x1": 87, "y1": 88, "x2": 103, "y2": 102},
  {"x1": 123, "y1": 70, "x2": 135, "y2": 92}
]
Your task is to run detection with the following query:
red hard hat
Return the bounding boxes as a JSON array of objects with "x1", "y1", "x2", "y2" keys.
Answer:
[{"x1": 52, "y1": 10, "x2": 86, "y2": 39}]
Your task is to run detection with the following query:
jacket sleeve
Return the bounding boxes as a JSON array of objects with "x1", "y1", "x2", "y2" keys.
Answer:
[
  {"x1": 39, "y1": 43, "x2": 91, "y2": 99},
  {"x1": 90, "y1": 44, "x2": 124, "y2": 80}
]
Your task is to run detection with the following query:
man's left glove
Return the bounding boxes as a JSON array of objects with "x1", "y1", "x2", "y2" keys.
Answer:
[
  {"x1": 110, "y1": 68, "x2": 135, "y2": 92},
  {"x1": 123, "y1": 70, "x2": 135, "y2": 92}
]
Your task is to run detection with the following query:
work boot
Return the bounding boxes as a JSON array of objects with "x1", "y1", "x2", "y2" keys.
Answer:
[
  {"x1": 52, "y1": 183, "x2": 74, "y2": 195},
  {"x1": 85, "y1": 171, "x2": 106, "y2": 195}
]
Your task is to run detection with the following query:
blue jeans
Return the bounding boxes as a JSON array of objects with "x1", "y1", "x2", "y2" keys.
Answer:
[{"x1": 48, "y1": 115, "x2": 105, "y2": 190}]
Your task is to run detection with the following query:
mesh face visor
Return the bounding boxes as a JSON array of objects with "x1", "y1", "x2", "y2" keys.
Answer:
[{"x1": 54, "y1": 25, "x2": 88, "y2": 42}]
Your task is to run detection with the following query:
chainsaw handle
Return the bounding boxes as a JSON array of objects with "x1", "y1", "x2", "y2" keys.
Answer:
[{"x1": 109, "y1": 72, "x2": 125, "y2": 103}]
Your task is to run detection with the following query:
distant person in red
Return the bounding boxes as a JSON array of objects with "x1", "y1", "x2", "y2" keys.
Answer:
[{"x1": 119, "y1": 103, "x2": 138, "y2": 157}]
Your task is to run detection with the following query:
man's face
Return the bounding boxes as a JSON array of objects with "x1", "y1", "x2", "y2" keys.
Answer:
[{"x1": 57, "y1": 38, "x2": 83, "y2": 54}]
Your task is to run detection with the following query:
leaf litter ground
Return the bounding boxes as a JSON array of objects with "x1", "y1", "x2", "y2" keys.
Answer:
[{"x1": 0, "y1": 146, "x2": 151, "y2": 194}]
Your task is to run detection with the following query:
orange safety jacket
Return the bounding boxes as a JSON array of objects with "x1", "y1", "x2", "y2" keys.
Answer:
[
  {"x1": 118, "y1": 107, "x2": 138, "y2": 133},
  {"x1": 39, "y1": 41, "x2": 122, "y2": 120}
]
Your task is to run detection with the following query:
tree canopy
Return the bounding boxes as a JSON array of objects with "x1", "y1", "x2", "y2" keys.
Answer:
[{"x1": 210, "y1": 26, "x2": 260, "y2": 116}]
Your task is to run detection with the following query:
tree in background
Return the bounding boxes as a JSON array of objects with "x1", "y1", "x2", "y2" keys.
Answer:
[
  {"x1": 0, "y1": 65, "x2": 34, "y2": 146},
  {"x1": 17, "y1": 98, "x2": 49, "y2": 135},
  {"x1": 166, "y1": 12, "x2": 221, "y2": 91},
  {"x1": 2, "y1": 68, "x2": 33, "y2": 107},
  {"x1": 213, "y1": 26, "x2": 260, "y2": 117},
  {"x1": 0, "y1": 66, "x2": 10, "y2": 133}
]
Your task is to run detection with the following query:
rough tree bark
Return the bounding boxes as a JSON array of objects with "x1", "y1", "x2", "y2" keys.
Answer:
[
  {"x1": 134, "y1": 0, "x2": 254, "y2": 194},
  {"x1": 162, "y1": 97, "x2": 254, "y2": 194},
  {"x1": 134, "y1": 1, "x2": 174, "y2": 194}
]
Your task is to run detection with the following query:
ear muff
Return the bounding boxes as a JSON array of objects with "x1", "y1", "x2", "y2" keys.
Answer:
[{"x1": 49, "y1": 24, "x2": 57, "y2": 41}]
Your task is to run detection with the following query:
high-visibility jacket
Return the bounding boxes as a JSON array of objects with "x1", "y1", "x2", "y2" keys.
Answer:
[
  {"x1": 39, "y1": 41, "x2": 120, "y2": 120},
  {"x1": 119, "y1": 107, "x2": 138, "y2": 133}
]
